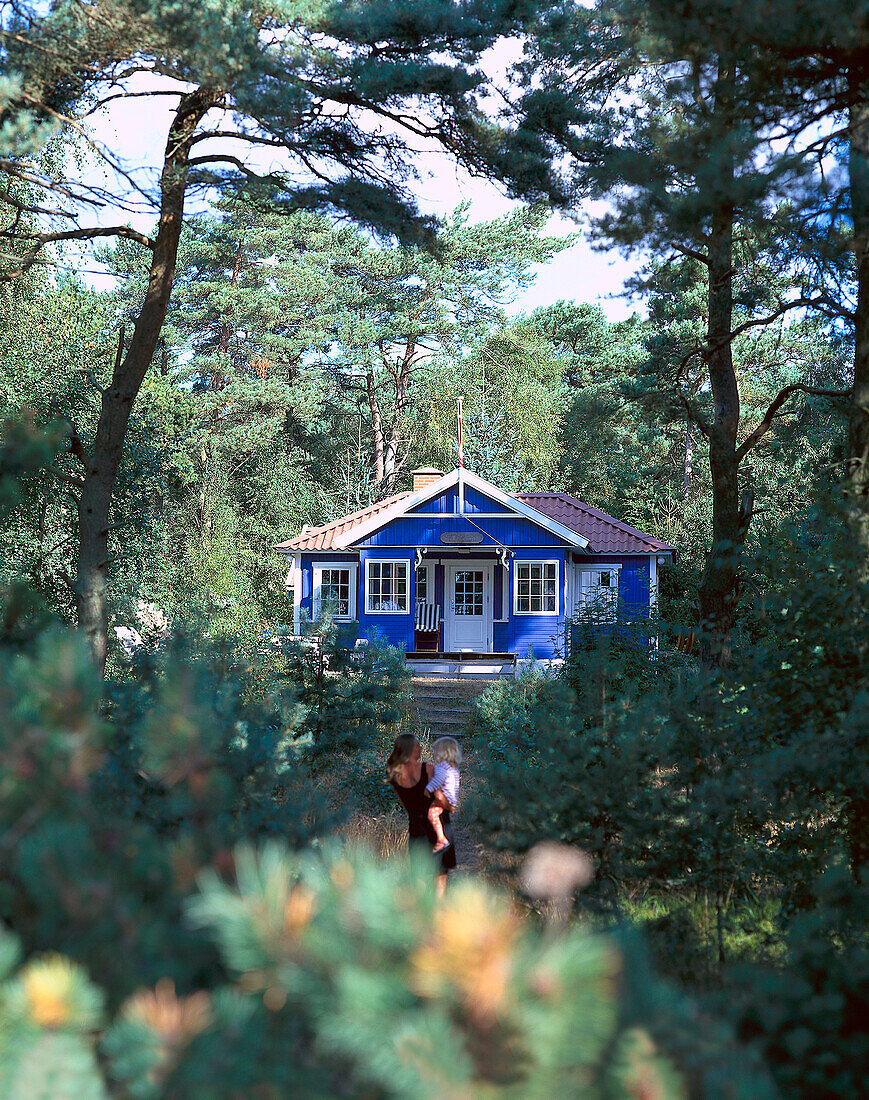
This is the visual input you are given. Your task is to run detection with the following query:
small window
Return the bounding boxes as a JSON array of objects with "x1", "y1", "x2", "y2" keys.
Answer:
[
  {"x1": 415, "y1": 564, "x2": 429, "y2": 605},
  {"x1": 578, "y1": 567, "x2": 621, "y2": 619},
  {"x1": 514, "y1": 561, "x2": 559, "y2": 615},
  {"x1": 320, "y1": 569, "x2": 351, "y2": 616},
  {"x1": 367, "y1": 559, "x2": 409, "y2": 613},
  {"x1": 313, "y1": 564, "x2": 357, "y2": 620}
]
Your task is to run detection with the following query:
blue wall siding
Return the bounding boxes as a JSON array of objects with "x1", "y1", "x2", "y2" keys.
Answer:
[
  {"x1": 411, "y1": 488, "x2": 458, "y2": 513},
  {"x1": 506, "y1": 548, "x2": 567, "y2": 659},
  {"x1": 409, "y1": 486, "x2": 504, "y2": 513},
  {"x1": 572, "y1": 554, "x2": 651, "y2": 624},
  {"x1": 621, "y1": 557, "x2": 651, "y2": 616},
  {"x1": 299, "y1": 553, "x2": 359, "y2": 622},
  {"x1": 571, "y1": 554, "x2": 652, "y2": 618},
  {"x1": 463, "y1": 485, "x2": 504, "y2": 513},
  {"x1": 357, "y1": 514, "x2": 569, "y2": 548},
  {"x1": 356, "y1": 547, "x2": 415, "y2": 651},
  {"x1": 297, "y1": 550, "x2": 650, "y2": 660}
]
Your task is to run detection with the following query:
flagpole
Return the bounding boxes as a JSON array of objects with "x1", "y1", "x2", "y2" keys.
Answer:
[{"x1": 457, "y1": 397, "x2": 464, "y2": 468}]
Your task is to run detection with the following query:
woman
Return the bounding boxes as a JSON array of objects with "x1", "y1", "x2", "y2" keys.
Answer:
[{"x1": 386, "y1": 733, "x2": 456, "y2": 895}]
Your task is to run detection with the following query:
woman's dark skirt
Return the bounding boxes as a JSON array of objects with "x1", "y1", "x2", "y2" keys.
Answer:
[{"x1": 408, "y1": 812, "x2": 457, "y2": 873}]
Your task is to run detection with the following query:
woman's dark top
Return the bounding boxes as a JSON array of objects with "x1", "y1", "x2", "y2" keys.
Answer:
[{"x1": 390, "y1": 764, "x2": 457, "y2": 872}]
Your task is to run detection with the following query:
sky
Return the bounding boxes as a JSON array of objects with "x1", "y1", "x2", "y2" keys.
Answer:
[
  {"x1": 404, "y1": 152, "x2": 641, "y2": 321},
  {"x1": 81, "y1": 64, "x2": 642, "y2": 322}
]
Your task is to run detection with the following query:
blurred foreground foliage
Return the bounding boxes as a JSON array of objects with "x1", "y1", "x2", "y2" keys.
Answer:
[
  {"x1": 0, "y1": 834, "x2": 776, "y2": 1098},
  {"x1": 472, "y1": 490, "x2": 869, "y2": 1097}
]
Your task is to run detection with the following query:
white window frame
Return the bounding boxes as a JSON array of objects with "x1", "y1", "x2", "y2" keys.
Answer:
[
  {"x1": 415, "y1": 561, "x2": 434, "y2": 607},
  {"x1": 578, "y1": 565, "x2": 622, "y2": 619},
  {"x1": 313, "y1": 562, "x2": 358, "y2": 621},
  {"x1": 513, "y1": 559, "x2": 560, "y2": 617},
  {"x1": 365, "y1": 558, "x2": 411, "y2": 615}
]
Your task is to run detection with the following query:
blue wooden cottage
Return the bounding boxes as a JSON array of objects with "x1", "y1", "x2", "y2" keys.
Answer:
[{"x1": 275, "y1": 468, "x2": 674, "y2": 672}]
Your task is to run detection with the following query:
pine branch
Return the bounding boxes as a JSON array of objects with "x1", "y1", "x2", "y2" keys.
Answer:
[
  {"x1": 0, "y1": 226, "x2": 155, "y2": 280},
  {"x1": 736, "y1": 383, "x2": 852, "y2": 462}
]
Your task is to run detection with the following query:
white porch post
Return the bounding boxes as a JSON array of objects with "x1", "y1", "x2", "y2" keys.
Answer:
[{"x1": 293, "y1": 552, "x2": 302, "y2": 635}]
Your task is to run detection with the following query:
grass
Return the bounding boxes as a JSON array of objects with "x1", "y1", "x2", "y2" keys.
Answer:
[
  {"x1": 617, "y1": 888, "x2": 787, "y2": 990},
  {"x1": 341, "y1": 810, "x2": 409, "y2": 860}
]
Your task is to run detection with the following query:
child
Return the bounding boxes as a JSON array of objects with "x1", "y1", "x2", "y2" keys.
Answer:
[{"x1": 426, "y1": 736, "x2": 461, "y2": 853}]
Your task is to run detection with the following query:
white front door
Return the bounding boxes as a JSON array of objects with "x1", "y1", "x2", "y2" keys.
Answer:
[{"x1": 446, "y1": 563, "x2": 493, "y2": 652}]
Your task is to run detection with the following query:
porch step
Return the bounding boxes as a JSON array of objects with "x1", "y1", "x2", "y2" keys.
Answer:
[
  {"x1": 407, "y1": 654, "x2": 516, "y2": 679},
  {"x1": 411, "y1": 677, "x2": 492, "y2": 740}
]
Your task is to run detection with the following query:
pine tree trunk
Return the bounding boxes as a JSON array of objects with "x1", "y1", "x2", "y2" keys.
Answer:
[
  {"x1": 698, "y1": 203, "x2": 743, "y2": 669},
  {"x1": 697, "y1": 62, "x2": 745, "y2": 668},
  {"x1": 849, "y1": 71, "x2": 869, "y2": 548},
  {"x1": 844, "y1": 66, "x2": 869, "y2": 880},
  {"x1": 74, "y1": 88, "x2": 215, "y2": 675},
  {"x1": 366, "y1": 367, "x2": 385, "y2": 486}
]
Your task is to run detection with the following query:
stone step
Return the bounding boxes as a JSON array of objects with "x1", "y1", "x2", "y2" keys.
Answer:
[
  {"x1": 415, "y1": 715, "x2": 468, "y2": 732},
  {"x1": 408, "y1": 662, "x2": 513, "y2": 679},
  {"x1": 417, "y1": 704, "x2": 475, "y2": 719},
  {"x1": 412, "y1": 678, "x2": 492, "y2": 697}
]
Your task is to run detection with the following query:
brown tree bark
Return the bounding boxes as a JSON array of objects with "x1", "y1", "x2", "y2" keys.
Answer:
[
  {"x1": 697, "y1": 61, "x2": 747, "y2": 669},
  {"x1": 365, "y1": 365, "x2": 385, "y2": 485},
  {"x1": 74, "y1": 87, "x2": 217, "y2": 675},
  {"x1": 366, "y1": 337, "x2": 416, "y2": 494},
  {"x1": 849, "y1": 68, "x2": 869, "y2": 543},
  {"x1": 381, "y1": 336, "x2": 415, "y2": 492},
  {"x1": 844, "y1": 62, "x2": 869, "y2": 881}
]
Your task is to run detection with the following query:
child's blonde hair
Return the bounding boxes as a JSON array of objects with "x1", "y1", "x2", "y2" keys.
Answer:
[{"x1": 431, "y1": 736, "x2": 462, "y2": 767}]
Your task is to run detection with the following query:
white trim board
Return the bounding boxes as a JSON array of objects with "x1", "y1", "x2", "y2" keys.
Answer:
[
  {"x1": 332, "y1": 467, "x2": 589, "y2": 550},
  {"x1": 293, "y1": 552, "x2": 302, "y2": 634},
  {"x1": 513, "y1": 558, "x2": 561, "y2": 616}
]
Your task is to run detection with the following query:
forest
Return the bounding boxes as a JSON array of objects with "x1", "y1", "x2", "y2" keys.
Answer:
[{"x1": 0, "y1": 0, "x2": 867, "y2": 1096}]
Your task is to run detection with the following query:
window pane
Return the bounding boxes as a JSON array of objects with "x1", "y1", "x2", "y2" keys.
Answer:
[
  {"x1": 368, "y1": 561, "x2": 408, "y2": 611},
  {"x1": 321, "y1": 568, "x2": 351, "y2": 616},
  {"x1": 516, "y1": 561, "x2": 557, "y2": 613}
]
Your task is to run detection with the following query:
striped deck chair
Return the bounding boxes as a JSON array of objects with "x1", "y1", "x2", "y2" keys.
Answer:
[{"x1": 415, "y1": 602, "x2": 440, "y2": 633}]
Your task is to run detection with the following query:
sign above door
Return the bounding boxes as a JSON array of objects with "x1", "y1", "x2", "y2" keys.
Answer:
[{"x1": 440, "y1": 532, "x2": 484, "y2": 545}]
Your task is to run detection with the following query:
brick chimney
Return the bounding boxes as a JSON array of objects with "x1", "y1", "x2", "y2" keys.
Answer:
[{"x1": 412, "y1": 467, "x2": 443, "y2": 492}]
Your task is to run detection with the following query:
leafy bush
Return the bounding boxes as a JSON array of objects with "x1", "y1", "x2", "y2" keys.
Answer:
[
  {"x1": 0, "y1": 625, "x2": 334, "y2": 1004},
  {"x1": 728, "y1": 864, "x2": 869, "y2": 1099},
  {"x1": 471, "y1": 659, "x2": 547, "y2": 762},
  {"x1": 472, "y1": 652, "x2": 664, "y2": 894}
]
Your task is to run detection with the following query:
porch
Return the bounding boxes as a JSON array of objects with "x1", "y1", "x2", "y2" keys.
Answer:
[{"x1": 405, "y1": 651, "x2": 516, "y2": 679}]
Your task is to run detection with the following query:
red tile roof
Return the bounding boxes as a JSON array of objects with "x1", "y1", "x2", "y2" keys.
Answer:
[
  {"x1": 274, "y1": 486, "x2": 674, "y2": 556},
  {"x1": 515, "y1": 493, "x2": 675, "y2": 555},
  {"x1": 274, "y1": 492, "x2": 412, "y2": 552}
]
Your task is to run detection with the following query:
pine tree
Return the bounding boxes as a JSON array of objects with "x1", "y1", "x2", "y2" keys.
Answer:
[
  {"x1": 0, "y1": 0, "x2": 553, "y2": 672},
  {"x1": 513, "y1": 0, "x2": 852, "y2": 664}
]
